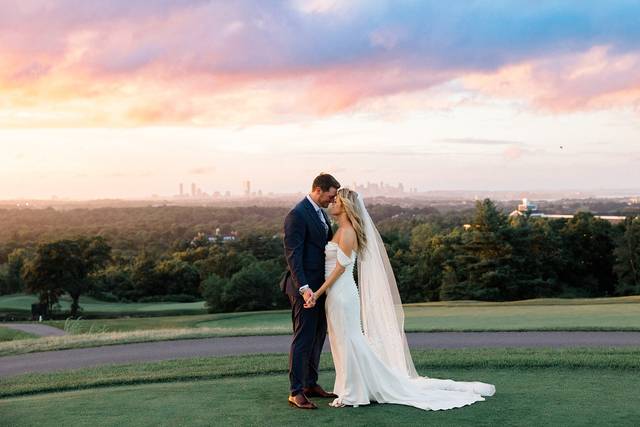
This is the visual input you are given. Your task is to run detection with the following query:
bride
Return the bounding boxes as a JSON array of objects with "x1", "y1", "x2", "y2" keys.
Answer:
[{"x1": 304, "y1": 188, "x2": 495, "y2": 410}]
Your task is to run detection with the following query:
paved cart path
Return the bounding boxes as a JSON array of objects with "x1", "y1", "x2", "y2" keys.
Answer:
[{"x1": 2, "y1": 331, "x2": 640, "y2": 377}]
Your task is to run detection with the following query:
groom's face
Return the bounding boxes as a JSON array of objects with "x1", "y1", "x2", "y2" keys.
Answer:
[{"x1": 316, "y1": 187, "x2": 338, "y2": 208}]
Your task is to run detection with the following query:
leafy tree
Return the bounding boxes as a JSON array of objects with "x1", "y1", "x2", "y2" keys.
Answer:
[
  {"x1": 155, "y1": 258, "x2": 201, "y2": 296},
  {"x1": 173, "y1": 246, "x2": 210, "y2": 264},
  {"x1": 79, "y1": 237, "x2": 112, "y2": 270},
  {"x1": 506, "y1": 216, "x2": 562, "y2": 299},
  {"x1": 90, "y1": 265, "x2": 135, "y2": 301},
  {"x1": 559, "y1": 212, "x2": 617, "y2": 296},
  {"x1": 22, "y1": 237, "x2": 112, "y2": 317},
  {"x1": 473, "y1": 198, "x2": 506, "y2": 233},
  {"x1": 64, "y1": 237, "x2": 112, "y2": 315},
  {"x1": 222, "y1": 260, "x2": 284, "y2": 312},
  {"x1": 0, "y1": 266, "x2": 8, "y2": 295},
  {"x1": 194, "y1": 246, "x2": 256, "y2": 279},
  {"x1": 201, "y1": 274, "x2": 228, "y2": 313},
  {"x1": 442, "y1": 199, "x2": 516, "y2": 301},
  {"x1": 614, "y1": 217, "x2": 640, "y2": 295},
  {"x1": 4, "y1": 248, "x2": 30, "y2": 294},
  {"x1": 399, "y1": 224, "x2": 447, "y2": 302},
  {"x1": 22, "y1": 240, "x2": 83, "y2": 315},
  {"x1": 439, "y1": 264, "x2": 468, "y2": 300},
  {"x1": 231, "y1": 233, "x2": 283, "y2": 261},
  {"x1": 131, "y1": 252, "x2": 160, "y2": 298}
]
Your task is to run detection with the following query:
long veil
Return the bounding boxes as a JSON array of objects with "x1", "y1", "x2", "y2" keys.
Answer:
[{"x1": 356, "y1": 194, "x2": 419, "y2": 379}]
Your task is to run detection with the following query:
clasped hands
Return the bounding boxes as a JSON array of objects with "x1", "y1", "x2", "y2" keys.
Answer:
[{"x1": 303, "y1": 289, "x2": 317, "y2": 309}]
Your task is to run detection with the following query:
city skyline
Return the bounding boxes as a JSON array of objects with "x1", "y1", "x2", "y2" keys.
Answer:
[
  {"x1": 170, "y1": 179, "x2": 410, "y2": 200},
  {"x1": 1, "y1": 2, "x2": 639, "y2": 199},
  {"x1": 5, "y1": 180, "x2": 639, "y2": 204}
]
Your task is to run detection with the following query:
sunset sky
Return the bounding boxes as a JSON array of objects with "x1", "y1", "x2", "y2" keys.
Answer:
[{"x1": 1, "y1": 1, "x2": 639, "y2": 199}]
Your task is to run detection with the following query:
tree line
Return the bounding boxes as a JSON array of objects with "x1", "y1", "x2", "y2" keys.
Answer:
[
  {"x1": 0, "y1": 200, "x2": 639, "y2": 316},
  {"x1": 395, "y1": 199, "x2": 638, "y2": 302}
]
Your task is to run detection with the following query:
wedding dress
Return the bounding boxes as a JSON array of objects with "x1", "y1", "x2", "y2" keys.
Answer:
[{"x1": 324, "y1": 221, "x2": 495, "y2": 410}]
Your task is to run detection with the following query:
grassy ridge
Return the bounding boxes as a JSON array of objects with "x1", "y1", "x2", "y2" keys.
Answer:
[
  {"x1": 2, "y1": 293, "x2": 640, "y2": 318},
  {"x1": 2, "y1": 347, "x2": 639, "y2": 399},
  {"x1": 45, "y1": 313, "x2": 222, "y2": 332},
  {"x1": 196, "y1": 301, "x2": 640, "y2": 332},
  {"x1": 28, "y1": 294, "x2": 640, "y2": 334},
  {"x1": 0, "y1": 293, "x2": 207, "y2": 317},
  {"x1": 0, "y1": 326, "x2": 37, "y2": 342}
]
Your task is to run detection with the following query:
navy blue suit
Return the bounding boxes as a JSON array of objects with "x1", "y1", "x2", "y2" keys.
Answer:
[{"x1": 280, "y1": 197, "x2": 333, "y2": 396}]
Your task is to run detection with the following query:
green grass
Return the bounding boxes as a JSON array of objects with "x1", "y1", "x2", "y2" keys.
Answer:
[
  {"x1": 45, "y1": 313, "x2": 219, "y2": 333},
  {"x1": 1, "y1": 348, "x2": 639, "y2": 426},
  {"x1": 0, "y1": 293, "x2": 207, "y2": 317},
  {"x1": 4, "y1": 294, "x2": 640, "y2": 333},
  {"x1": 402, "y1": 298, "x2": 640, "y2": 331},
  {"x1": 1, "y1": 347, "x2": 638, "y2": 398},
  {"x1": 0, "y1": 326, "x2": 37, "y2": 342},
  {"x1": 37, "y1": 295, "x2": 640, "y2": 334},
  {"x1": 197, "y1": 296, "x2": 640, "y2": 332}
]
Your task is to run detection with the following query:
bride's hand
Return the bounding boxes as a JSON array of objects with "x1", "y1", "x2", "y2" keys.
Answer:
[{"x1": 303, "y1": 292, "x2": 317, "y2": 309}]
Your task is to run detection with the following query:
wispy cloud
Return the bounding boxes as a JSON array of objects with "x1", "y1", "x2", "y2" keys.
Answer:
[
  {"x1": 440, "y1": 138, "x2": 523, "y2": 146},
  {"x1": 299, "y1": 150, "x2": 493, "y2": 157},
  {"x1": 189, "y1": 166, "x2": 216, "y2": 175}
]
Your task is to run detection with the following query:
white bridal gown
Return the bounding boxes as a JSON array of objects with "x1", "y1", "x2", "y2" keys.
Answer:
[{"x1": 324, "y1": 241, "x2": 495, "y2": 410}]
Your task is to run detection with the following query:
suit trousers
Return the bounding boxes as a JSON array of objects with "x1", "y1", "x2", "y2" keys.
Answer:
[{"x1": 288, "y1": 292, "x2": 327, "y2": 396}]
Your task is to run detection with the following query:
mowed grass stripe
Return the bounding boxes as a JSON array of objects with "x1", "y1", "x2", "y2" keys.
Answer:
[
  {"x1": 27, "y1": 296, "x2": 640, "y2": 335},
  {"x1": 6, "y1": 368, "x2": 638, "y2": 427},
  {"x1": 0, "y1": 293, "x2": 207, "y2": 316},
  {"x1": 196, "y1": 302, "x2": 640, "y2": 332},
  {"x1": 0, "y1": 326, "x2": 38, "y2": 342},
  {"x1": 2, "y1": 347, "x2": 639, "y2": 399},
  {"x1": 2, "y1": 294, "x2": 640, "y2": 319}
]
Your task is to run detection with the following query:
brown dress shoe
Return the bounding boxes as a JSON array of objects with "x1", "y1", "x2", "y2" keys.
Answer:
[
  {"x1": 303, "y1": 385, "x2": 338, "y2": 398},
  {"x1": 288, "y1": 393, "x2": 318, "y2": 409}
]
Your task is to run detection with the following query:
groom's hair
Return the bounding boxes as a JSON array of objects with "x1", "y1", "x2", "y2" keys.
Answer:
[{"x1": 312, "y1": 173, "x2": 340, "y2": 192}]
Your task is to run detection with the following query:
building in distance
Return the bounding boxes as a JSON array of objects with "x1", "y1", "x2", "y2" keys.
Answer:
[{"x1": 508, "y1": 198, "x2": 626, "y2": 223}]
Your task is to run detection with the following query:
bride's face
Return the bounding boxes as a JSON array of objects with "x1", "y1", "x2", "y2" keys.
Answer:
[{"x1": 328, "y1": 197, "x2": 342, "y2": 216}]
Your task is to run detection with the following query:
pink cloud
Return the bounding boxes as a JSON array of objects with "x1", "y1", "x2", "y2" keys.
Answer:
[
  {"x1": 2, "y1": 3, "x2": 640, "y2": 127},
  {"x1": 463, "y1": 46, "x2": 640, "y2": 113}
]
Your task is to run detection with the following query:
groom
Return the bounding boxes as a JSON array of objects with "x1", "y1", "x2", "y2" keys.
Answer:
[{"x1": 280, "y1": 173, "x2": 340, "y2": 409}]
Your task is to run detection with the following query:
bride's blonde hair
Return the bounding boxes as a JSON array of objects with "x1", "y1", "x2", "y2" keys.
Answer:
[{"x1": 336, "y1": 188, "x2": 367, "y2": 252}]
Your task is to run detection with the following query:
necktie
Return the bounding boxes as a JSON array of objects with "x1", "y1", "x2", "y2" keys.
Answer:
[{"x1": 317, "y1": 209, "x2": 328, "y2": 233}]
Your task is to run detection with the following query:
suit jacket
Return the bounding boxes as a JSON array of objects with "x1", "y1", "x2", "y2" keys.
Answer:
[{"x1": 280, "y1": 197, "x2": 334, "y2": 296}]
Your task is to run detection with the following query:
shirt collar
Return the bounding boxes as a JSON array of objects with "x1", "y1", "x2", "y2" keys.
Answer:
[{"x1": 306, "y1": 194, "x2": 321, "y2": 212}]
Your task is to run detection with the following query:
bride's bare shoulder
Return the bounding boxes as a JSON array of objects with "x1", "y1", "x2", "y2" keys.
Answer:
[{"x1": 338, "y1": 226, "x2": 357, "y2": 253}]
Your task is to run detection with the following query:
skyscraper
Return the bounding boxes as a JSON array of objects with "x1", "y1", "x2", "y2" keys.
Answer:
[{"x1": 243, "y1": 180, "x2": 251, "y2": 197}]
